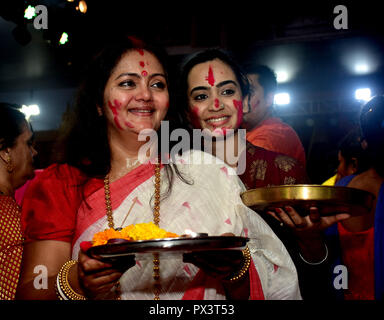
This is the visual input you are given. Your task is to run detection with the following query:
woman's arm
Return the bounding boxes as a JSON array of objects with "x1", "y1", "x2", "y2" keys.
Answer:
[
  {"x1": 16, "y1": 240, "x2": 71, "y2": 299},
  {"x1": 16, "y1": 240, "x2": 126, "y2": 300},
  {"x1": 267, "y1": 206, "x2": 350, "y2": 262}
]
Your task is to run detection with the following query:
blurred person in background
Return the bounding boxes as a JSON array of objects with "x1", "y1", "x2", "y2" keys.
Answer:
[
  {"x1": 268, "y1": 95, "x2": 384, "y2": 300},
  {"x1": 241, "y1": 64, "x2": 306, "y2": 167},
  {"x1": 0, "y1": 103, "x2": 37, "y2": 299},
  {"x1": 322, "y1": 127, "x2": 370, "y2": 186}
]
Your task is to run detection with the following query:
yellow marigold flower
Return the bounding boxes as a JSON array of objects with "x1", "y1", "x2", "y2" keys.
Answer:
[
  {"x1": 92, "y1": 228, "x2": 125, "y2": 246},
  {"x1": 91, "y1": 222, "x2": 179, "y2": 246}
]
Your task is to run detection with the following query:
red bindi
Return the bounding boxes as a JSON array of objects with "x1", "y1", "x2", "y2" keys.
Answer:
[
  {"x1": 141, "y1": 70, "x2": 148, "y2": 77},
  {"x1": 205, "y1": 66, "x2": 215, "y2": 86}
]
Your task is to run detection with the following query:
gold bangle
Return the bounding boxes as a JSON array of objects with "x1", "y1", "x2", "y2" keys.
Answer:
[
  {"x1": 224, "y1": 247, "x2": 251, "y2": 282},
  {"x1": 56, "y1": 260, "x2": 87, "y2": 300}
]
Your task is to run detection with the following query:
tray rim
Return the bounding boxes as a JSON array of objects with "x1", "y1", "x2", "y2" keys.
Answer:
[
  {"x1": 240, "y1": 184, "x2": 375, "y2": 214},
  {"x1": 87, "y1": 235, "x2": 249, "y2": 259}
]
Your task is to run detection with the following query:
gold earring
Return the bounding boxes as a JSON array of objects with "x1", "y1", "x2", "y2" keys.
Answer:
[{"x1": 5, "y1": 154, "x2": 14, "y2": 173}]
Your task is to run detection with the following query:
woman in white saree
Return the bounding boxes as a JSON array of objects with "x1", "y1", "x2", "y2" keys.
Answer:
[{"x1": 16, "y1": 37, "x2": 301, "y2": 300}]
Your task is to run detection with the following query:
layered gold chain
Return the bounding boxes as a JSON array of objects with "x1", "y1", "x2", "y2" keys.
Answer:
[{"x1": 104, "y1": 162, "x2": 162, "y2": 300}]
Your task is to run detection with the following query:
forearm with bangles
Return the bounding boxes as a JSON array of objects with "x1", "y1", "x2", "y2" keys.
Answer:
[
  {"x1": 222, "y1": 247, "x2": 251, "y2": 300},
  {"x1": 55, "y1": 260, "x2": 87, "y2": 300}
]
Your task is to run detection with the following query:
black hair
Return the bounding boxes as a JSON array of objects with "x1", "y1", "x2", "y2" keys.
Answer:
[
  {"x1": 338, "y1": 127, "x2": 370, "y2": 174},
  {"x1": 360, "y1": 95, "x2": 384, "y2": 177},
  {"x1": 0, "y1": 103, "x2": 27, "y2": 151},
  {"x1": 242, "y1": 64, "x2": 277, "y2": 96}
]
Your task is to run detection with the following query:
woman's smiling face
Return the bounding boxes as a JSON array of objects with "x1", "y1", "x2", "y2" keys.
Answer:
[
  {"x1": 102, "y1": 49, "x2": 169, "y2": 136},
  {"x1": 187, "y1": 58, "x2": 243, "y2": 136}
]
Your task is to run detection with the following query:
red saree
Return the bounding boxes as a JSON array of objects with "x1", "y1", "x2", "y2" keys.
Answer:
[{"x1": 0, "y1": 195, "x2": 23, "y2": 300}]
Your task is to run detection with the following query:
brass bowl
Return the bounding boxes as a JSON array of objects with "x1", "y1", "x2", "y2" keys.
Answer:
[{"x1": 240, "y1": 185, "x2": 375, "y2": 216}]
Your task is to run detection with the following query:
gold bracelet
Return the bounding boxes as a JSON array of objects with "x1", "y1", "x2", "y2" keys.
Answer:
[
  {"x1": 56, "y1": 260, "x2": 87, "y2": 300},
  {"x1": 224, "y1": 247, "x2": 251, "y2": 282}
]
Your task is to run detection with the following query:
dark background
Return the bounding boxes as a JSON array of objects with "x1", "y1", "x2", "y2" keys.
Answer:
[{"x1": 1, "y1": 0, "x2": 383, "y2": 183}]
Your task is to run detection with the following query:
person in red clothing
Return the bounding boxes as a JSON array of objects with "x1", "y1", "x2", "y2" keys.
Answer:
[
  {"x1": 241, "y1": 64, "x2": 306, "y2": 167},
  {"x1": 0, "y1": 103, "x2": 38, "y2": 300},
  {"x1": 269, "y1": 95, "x2": 384, "y2": 300}
]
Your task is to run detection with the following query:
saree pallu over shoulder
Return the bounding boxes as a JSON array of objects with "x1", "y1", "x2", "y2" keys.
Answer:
[{"x1": 73, "y1": 162, "x2": 157, "y2": 249}]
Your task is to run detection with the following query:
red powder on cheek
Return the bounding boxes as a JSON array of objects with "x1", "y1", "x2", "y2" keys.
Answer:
[
  {"x1": 108, "y1": 100, "x2": 124, "y2": 130},
  {"x1": 113, "y1": 99, "x2": 122, "y2": 109},
  {"x1": 124, "y1": 121, "x2": 134, "y2": 128},
  {"x1": 190, "y1": 107, "x2": 202, "y2": 129},
  {"x1": 191, "y1": 106, "x2": 200, "y2": 116},
  {"x1": 141, "y1": 70, "x2": 148, "y2": 77},
  {"x1": 205, "y1": 66, "x2": 215, "y2": 86},
  {"x1": 233, "y1": 99, "x2": 243, "y2": 128},
  {"x1": 108, "y1": 101, "x2": 118, "y2": 116},
  {"x1": 114, "y1": 117, "x2": 124, "y2": 130}
]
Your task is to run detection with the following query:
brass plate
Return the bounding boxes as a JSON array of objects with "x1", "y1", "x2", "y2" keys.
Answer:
[{"x1": 241, "y1": 185, "x2": 375, "y2": 216}]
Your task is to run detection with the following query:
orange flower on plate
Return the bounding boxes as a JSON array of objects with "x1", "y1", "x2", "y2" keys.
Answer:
[
  {"x1": 92, "y1": 228, "x2": 127, "y2": 246},
  {"x1": 91, "y1": 222, "x2": 179, "y2": 246}
]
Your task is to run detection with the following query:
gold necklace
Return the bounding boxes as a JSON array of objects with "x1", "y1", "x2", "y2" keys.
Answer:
[{"x1": 104, "y1": 162, "x2": 162, "y2": 300}]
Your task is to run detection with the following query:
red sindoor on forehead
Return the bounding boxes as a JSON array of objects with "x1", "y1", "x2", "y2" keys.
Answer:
[
  {"x1": 136, "y1": 48, "x2": 145, "y2": 56},
  {"x1": 205, "y1": 66, "x2": 215, "y2": 86}
]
